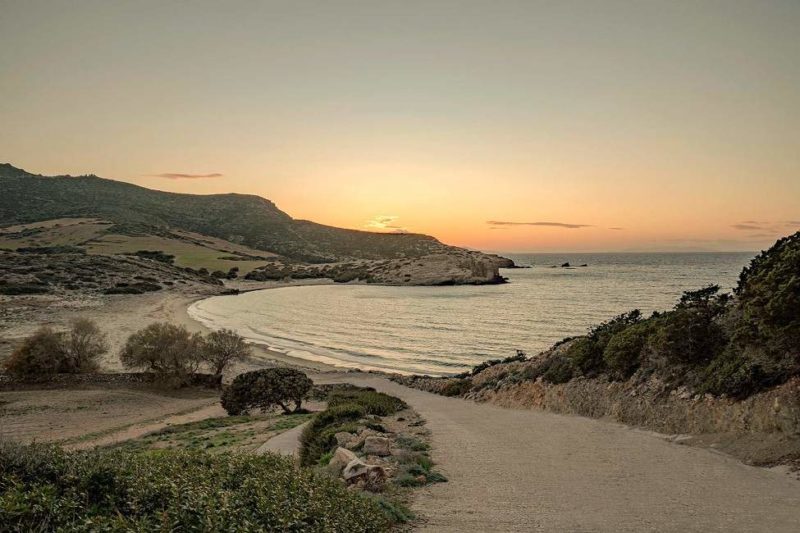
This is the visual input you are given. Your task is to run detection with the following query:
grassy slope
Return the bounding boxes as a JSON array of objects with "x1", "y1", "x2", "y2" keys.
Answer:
[{"x1": 0, "y1": 163, "x2": 450, "y2": 262}]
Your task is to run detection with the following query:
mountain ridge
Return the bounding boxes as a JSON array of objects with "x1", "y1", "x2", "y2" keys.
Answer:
[{"x1": 0, "y1": 163, "x2": 451, "y2": 263}]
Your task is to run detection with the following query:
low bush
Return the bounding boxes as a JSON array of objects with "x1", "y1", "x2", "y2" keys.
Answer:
[
  {"x1": 603, "y1": 321, "x2": 654, "y2": 380},
  {"x1": 441, "y1": 378, "x2": 472, "y2": 397},
  {"x1": 0, "y1": 283, "x2": 50, "y2": 295},
  {"x1": 3, "y1": 319, "x2": 107, "y2": 376},
  {"x1": 327, "y1": 388, "x2": 407, "y2": 416},
  {"x1": 221, "y1": 368, "x2": 313, "y2": 415},
  {"x1": 299, "y1": 403, "x2": 366, "y2": 466},
  {"x1": 0, "y1": 442, "x2": 389, "y2": 531}
]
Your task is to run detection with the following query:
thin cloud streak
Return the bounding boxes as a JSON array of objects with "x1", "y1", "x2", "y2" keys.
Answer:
[
  {"x1": 732, "y1": 223, "x2": 764, "y2": 231},
  {"x1": 150, "y1": 172, "x2": 223, "y2": 179},
  {"x1": 365, "y1": 215, "x2": 408, "y2": 233},
  {"x1": 487, "y1": 221, "x2": 592, "y2": 229}
]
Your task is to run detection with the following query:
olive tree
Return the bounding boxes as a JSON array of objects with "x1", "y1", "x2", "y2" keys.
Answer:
[
  {"x1": 202, "y1": 329, "x2": 251, "y2": 380},
  {"x1": 221, "y1": 368, "x2": 313, "y2": 415},
  {"x1": 120, "y1": 322, "x2": 203, "y2": 384}
]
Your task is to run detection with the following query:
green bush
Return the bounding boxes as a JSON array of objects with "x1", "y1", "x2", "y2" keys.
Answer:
[
  {"x1": 0, "y1": 442, "x2": 389, "y2": 532},
  {"x1": 735, "y1": 232, "x2": 800, "y2": 360},
  {"x1": 299, "y1": 403, "x2": 366, "y2": 466},
  {"x1": 326, "y1": 389, "x2": 407, "y2": 416},
  {"x1": 441, "y1": 378, "x2": 472, "y2": 397},
  {"x1": 650, "y1": 288, "x2": 728, "y2": 367},
  {"x1": 540, "y1": 354, "x2": 576, "y2": 384},
  {"x1": 221, "y1": 368, "x2": 313, "y2": 415},
  {"x1": 603, "y1": 321, "x2": 653, "y2": 380}
]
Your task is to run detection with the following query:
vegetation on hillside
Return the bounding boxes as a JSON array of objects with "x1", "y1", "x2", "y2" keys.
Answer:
[
  {"x1": 421, "y1": 232, "x2": 800, "y2": 400},
  {"x1": 299, "y1": 386, "x2": 408, "y2": 467},
  {"x1": 0, "y1": 163, "x2": 450, "y2": 262},
  {"x1": 0, "y1": 442, "x2": 390, "y2": 531}
]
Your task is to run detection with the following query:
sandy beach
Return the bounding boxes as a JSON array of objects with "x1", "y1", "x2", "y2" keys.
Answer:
[{"x1": 0, "y1": 281, "x2": 342, "y2": 375}]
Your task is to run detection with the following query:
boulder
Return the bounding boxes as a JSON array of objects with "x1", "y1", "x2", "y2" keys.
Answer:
[
  {"x1": 363, "y1": 436, "x2": 391, "y2": 456},
  {"x1": 343, "y1": 457, "x2": 387, "y2": 489},
  {"x1": 328, "y1": 447, "x2": 358, "y2": 474},
  {"x1": 343, "y1": 458, "x2": 370, "y2": 481},
  {"x1": 334, "y1": 431, "x2": 355, "y2": 446}
]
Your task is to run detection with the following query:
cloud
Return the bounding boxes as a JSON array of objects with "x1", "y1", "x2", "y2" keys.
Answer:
[
  {"x1": 365, "y1": 215, "x2": 408, "y2": 233},
  {"x1": 784, "y1": 220, "x2": 800, "y2": 226},
  {"x1": 150, "y1": 172, "x2": 223, "y2": 179},
  {"x1": 748, "y1": 233, "x2": 781, "y2": 239},
  {"x1": 731, "y1": 223, "x2": 764, "y2": 231},
  {"x1": 486, "y1": 220, "x2": 592, "y2": 229},
  {"x1": 608, "y1": 227, "x2": 624, "y2": 231}
]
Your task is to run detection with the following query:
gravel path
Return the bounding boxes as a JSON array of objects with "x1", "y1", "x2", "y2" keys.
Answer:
[
  {"x1": 316, "y1": 374, "x2": 800, "y2": 532},
  {"x1": 256, "y1": 421, "x2": 309, "y2": 456}
]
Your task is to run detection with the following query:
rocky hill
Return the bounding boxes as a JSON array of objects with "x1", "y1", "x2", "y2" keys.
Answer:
[
  {"x1": 0, "y1": 163, "x2": 458, "y2": 263},
  {"x1": 0, "y1": 163, "x2": 513, "y2": 286}
]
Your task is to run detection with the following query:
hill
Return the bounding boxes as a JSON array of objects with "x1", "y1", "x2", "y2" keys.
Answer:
[{"x1": 0, "y1": 163, "x2": 452, "y2": 263}]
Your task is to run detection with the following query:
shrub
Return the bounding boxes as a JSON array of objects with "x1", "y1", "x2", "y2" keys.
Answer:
[
  {"x1": 61, "y1": 318, "x2": 108, "y2": 372},
  {"x1": 221, "y1": 368, "x2": 313, "y2": 415},
  {"x1": 467, "y1": 349, "x2": 528, "y2": 376},
  {"x1": 326, "y1": 388, "x2": 407, "y2": 416},
  {"x1": 441, "y1": 378, "x2": 472, "y2": 397},
  {"x1": 603, "y1": 321, "x2": 653, "y2": 380},
  {"x1": 202, "y1": 328, "x2": 251, "y2": 379},
  {"x1": 2, "y1": 327, "x2": 66, "y2": 376},
  {"x1": 131, "y1": 250, "x2": 174, "y2": 264},
  {"x1": 120, "y1": 322, "x2": 204, "y2": 384},
  {"x1": 650, "y1": 287, "x2": 728, "y2": 368},
  {"x1": 300, "y1": 403, "x2": 366, "y2": 466},
  {"x1": 0, "y1": 442, "x2": 390, "y2": 531},
  {"x1": 539, "y1": 354, "x2": 576, "y2": 384},
  {"x1": 2, "y1": 319, "x2": 107, "y2": 376},
  {"x1": 0, "y1": 284, "x2": 50, "y2": 295},
  {"x1": 734, "y1": 232, "x2": 800, "y2": 360}
]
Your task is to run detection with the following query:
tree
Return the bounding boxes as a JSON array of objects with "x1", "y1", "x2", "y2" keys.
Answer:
[
  {"x1": 202, "y1": 329, "x2": 251, "y2": 380},
  {"x1": 3, "y1": 327, "x2": 66, "y2": 376},
  {"x1": 3, "y1": 319, "x2": 108, "y2": 376},
  {"x1": 120, "y1": 323, "x2": 203, "y2": 384},
  {"x1": 62, "y1": 318, "x2": 108, "y2": 372},
  {"x1": 221, "y1": 368, "x2": 313, "y2": 415}
]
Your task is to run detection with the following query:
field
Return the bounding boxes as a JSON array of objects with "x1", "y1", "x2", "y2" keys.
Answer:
[
  {"x1": 0, "y1": 387, "x2": 221, "y2": 446},
  {"x1": 0, "y1": 217, "x2": 272, "y2": 274}
]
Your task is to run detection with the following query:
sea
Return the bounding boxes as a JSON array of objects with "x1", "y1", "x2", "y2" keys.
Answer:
[{"x1": 188, "y1": 252, "x2": 755, "y2": 376}]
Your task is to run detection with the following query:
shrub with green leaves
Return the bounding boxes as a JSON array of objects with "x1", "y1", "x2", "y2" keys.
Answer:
[
  {"x1": 326, "y1": 388, "x2": 407, "y2": 416},
  {"x1": 221, "y1": 368, "x2": 313, "y2": 415},
  {"x1": 0, "y1": 442, "x2": 389, "y2": 532},
  {"x1": 299, "y1": 403, "x2": 366, "y2": 466},
  {"x1": 603, "y1": 321, "x2": 654, "y2": 380}
]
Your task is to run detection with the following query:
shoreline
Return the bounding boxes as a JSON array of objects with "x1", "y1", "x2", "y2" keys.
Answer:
[{"x1": 180, "y1": 282, "x2": 347, "y2": 375}]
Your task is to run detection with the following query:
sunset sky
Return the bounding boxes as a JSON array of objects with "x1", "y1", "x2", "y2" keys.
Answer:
[{"x1": 1, "y1": 1, "x2": 798, "y2": 252}]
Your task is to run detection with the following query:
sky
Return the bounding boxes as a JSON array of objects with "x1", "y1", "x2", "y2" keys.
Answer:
[{"x1": 1, "y1": 1, "x2": 798, "y2": 252}]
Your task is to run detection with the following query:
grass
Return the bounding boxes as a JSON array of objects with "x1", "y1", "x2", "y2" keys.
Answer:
[
  {"x1": 85, "y1": 233, "x2": 267, "y2": 274},
  {"x1": 0, "y1": 441, "x2": 391, "y2": 531},
  {"x1": 110, "y1": 413, "x2": 312, "y2": 453},
  {"x1": 58, "y1": 404, "x2": 213, "y2": 446}
]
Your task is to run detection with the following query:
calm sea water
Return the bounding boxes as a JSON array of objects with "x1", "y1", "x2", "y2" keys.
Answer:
[{"x1": 189, "y1": 252, "x2": 755, "y2": 375}]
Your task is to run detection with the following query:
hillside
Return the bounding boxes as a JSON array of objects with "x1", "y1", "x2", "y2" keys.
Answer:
[{"x1": 0, "y1": 163, "x2": 452, "y2": 263}]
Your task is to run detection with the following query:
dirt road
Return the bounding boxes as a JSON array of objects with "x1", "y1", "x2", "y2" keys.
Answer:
[{"x1": 316, "y1": 374, "x2": 800, "y2": 532}]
